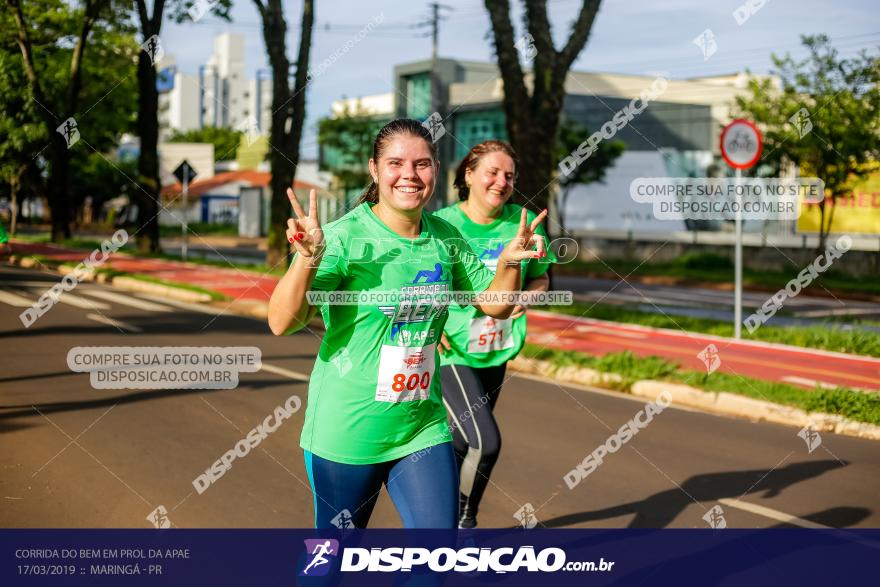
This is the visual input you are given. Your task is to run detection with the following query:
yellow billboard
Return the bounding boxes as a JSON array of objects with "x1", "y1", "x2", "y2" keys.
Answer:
[
  {"x1": 798, "y1": 171, "x2": 880, "y2": 234},
  {"x1": 236, "y1": 135, "x2": 268, "y2": 171}
]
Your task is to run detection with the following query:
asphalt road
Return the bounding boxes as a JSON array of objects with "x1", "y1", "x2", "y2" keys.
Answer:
[
  {"x1": 553, "y1": 275, "x2": 880, "y2": 329},
  {"x1": 1, "y1": 265, "x2": 879, "y2": 529}
]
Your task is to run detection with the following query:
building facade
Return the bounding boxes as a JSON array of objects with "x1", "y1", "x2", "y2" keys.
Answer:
[{"x1": 322, "y1": 59, "x2": 773, "y2": 231}]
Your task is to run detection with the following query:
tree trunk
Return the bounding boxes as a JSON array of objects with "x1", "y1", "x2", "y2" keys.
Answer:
[
  {"x1": 134, "y1": 0, "x2": 164, "y2": 254},
  {"x1": 484, "y1": 0, "x2": 602, "y2": 241},
  {"x1": 9, "y1": 165, "x2": 25, "y2": 236},
  {"x1": 135, "y1": 38, "x2": 162, "y2": 253},
  {"x1": 258, "y1": 0, "x2": 314, "y2": 267},
  {"x1": 47, "y1": 140, "x2": 72, "y2": 241},
  {"x1": 8, "y1": 0, "x2": 107, "y2": 242},
  {"x1": 816, "y1": 197, "x2": 829, "y2": 254}
]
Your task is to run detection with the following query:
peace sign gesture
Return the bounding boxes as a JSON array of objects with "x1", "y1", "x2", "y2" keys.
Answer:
[
  {"x1": 498, "y1": 208, "x2": 548, "y2": 265},
  {"x1": 286, "y1": 188, "x2": 324, "y2": 259}
]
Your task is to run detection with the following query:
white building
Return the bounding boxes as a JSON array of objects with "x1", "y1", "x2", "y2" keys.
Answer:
[{"x1": 157, "y1": 33, "x2": 273, "y2": 143}]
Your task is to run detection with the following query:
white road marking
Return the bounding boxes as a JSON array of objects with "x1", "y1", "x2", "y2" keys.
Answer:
[
  {"x1": 134, "y1": 294, "x2": 224, "y2": 315},
  {"x1": 717, "y1": 498, "x2": 829, "y2": 529},
  {"x1": 260, "y1": 363, "x2": 310, "y2": 383},
  {"x1": 795, "y1": 308, "x2": 880, "y2": 318},
  {"x1": 574, "y1": 324, "x2": 647, "y2": 339},
  {"x1": 53, "y1": 293, "x2": 110, "y2": 310},
  {"x1": 85, "y1": 313, "x2": 142, "y2": 333},
  {"x1": 578, "y1": 292, "x2": 695, "y2": 308},
  {"x1": 81, "y1": 290, "x2": 172, "y2": 312},
  {"x1": 0, "y1": 289, "x2": 34, "y2": 308}
]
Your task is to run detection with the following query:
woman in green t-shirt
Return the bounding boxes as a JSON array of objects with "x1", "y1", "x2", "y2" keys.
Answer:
[
  {"x1": 267, "y1": 120, "x2": 547, "y2": 529},
  {"x1": 435, "y1": 140, "x2": 554, "y2": 528}
]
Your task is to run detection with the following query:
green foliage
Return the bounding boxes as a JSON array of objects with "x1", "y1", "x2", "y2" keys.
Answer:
[
  {"x1": 167, "y1": 126, "x2": 243, "y2": 162},
  {"x1": 673, "y1": 251, "x2": 734, "y2": 271},
  {"x1": 0, "y1": 0, "x2": 138, "y2": 216},
  {"x1": 734, "y1": 35, "x2": 880, "y2": 239},
  {"x1": 555, "y1": 119, "x2": 626, "y2": 187}
]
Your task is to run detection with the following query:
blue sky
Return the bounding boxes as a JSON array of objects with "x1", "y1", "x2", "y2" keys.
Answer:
[{"x1": 159, "y1": 0, "x2": 880, "y2": 158}]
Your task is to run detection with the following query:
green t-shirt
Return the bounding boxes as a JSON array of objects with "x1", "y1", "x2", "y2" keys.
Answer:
[
  {"x1": 433, "y1": 202, "x2": 553, "y2": 369},
  {"x1": 298, "y1": 202, "x2": 495, "y2": 464}
]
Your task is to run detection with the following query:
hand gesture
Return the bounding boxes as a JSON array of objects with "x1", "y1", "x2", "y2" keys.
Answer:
[
  {"x1": 498, "y1": 208, "x2": 547, "y2": 266},
  {"x1": 286, "y1": 188, "x2": 324, "y2": 260}
]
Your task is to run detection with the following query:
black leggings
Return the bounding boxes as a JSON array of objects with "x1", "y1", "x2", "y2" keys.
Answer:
[{"x1": 439, "y1": 363, "x2": 507, "y2": 520}]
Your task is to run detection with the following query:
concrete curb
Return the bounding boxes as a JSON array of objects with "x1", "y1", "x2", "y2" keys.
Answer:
[{"x1": 509, "y1": 356, "x2": 880, "y2": 441}]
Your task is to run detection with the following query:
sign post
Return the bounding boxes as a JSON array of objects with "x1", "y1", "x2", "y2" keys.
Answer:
[
  {"x1": 173, "y1": 160, "x2": 198, "y2": 262},
  {"x1": 720, "y1": 119, "x2": 763, "y2": 339}
]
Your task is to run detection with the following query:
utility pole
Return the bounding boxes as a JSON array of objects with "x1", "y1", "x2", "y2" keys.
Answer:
[{"x1": 425, "y1": 3, "x2": 452, "y2": 113}]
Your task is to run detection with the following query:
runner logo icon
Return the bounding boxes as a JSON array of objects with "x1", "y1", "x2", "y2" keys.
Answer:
[
  {"x1": 412, "y1": 263, "x2": 447, "y2": 284},
  {"x1": 301, "y1": 539, "x2": 339, "y2": 576},
  {"x1": 479, "y1": 243, "x2": 504, "y2": 260}
]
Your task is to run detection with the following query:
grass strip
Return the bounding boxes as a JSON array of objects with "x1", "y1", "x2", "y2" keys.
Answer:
[{"x1": 520, "y1": 344, "x2": 880, "y2": 425}]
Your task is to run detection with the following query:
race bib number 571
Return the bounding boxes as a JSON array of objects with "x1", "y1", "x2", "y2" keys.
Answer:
[
  {"x1": 375, "y1": 344, "x2": 436, "y2": 402},
  {"x1": 468, "y1": 316, "x2": 514, "y2": 353}
]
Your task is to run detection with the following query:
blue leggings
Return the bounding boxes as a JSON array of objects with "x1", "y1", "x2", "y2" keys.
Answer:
[{"x1": 304, "y1": 442, "x2": 459, "y2": 529}]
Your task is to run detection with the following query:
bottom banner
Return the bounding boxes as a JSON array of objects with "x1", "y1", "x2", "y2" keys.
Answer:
[{"x1": 3, "y1": 528, "x2": 878, "y2": 585}]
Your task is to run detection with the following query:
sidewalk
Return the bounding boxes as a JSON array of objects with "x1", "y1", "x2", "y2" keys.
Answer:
[{"x1": 8, "y1": 239, "x2": 879, "y2": 392}]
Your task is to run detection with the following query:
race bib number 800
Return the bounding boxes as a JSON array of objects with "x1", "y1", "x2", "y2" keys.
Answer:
[{"x1": 376, "y1": 343, "x2": 436, "y2": 402}]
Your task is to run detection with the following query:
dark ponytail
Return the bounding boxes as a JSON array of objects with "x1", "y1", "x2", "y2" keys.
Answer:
[
  {"x1": 453, "y1": 139, "x2": 518, "y2": 200},
  {"x1": 357, "y1": 118, "x2": 437, "y2": 205}
]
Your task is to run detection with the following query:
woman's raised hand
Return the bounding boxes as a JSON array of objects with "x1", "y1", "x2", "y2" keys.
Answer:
[
  {"x1": 498, "y1": 208, "x2": 547, "y2": 265},
  {"x1": 286, "y1": 188, "x2": 325, "y2": 260}
]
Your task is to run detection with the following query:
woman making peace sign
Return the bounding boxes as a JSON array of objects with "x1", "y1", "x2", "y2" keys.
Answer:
[{"x1": 268, "y1": 119, "x2": 546, "y2": 529}]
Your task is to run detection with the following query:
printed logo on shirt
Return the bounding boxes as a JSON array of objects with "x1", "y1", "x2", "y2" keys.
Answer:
[
  {"x1": 478, "y1": 241, "x2": 504, "y2": 271},
  {"x1": 412, "y1": 262, "x2": 447, "y2": 284},
  {"x1": 379, "y1": 264, "x2": 450, "y2": 341},
  {"x1": 479, "y1": 242, "x2": 504, "y2": 261}
]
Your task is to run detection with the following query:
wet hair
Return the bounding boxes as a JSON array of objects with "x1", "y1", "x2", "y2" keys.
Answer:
[
  {"x1": 453, "y1": 139, "x2": 518, "y2": 201},
  {"x1": 356, "y1": 118, "x2": 437, "y2": 205}
]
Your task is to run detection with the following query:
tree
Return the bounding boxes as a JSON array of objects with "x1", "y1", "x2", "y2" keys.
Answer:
[
  {"x1": 6, "y1": 0, "x2": 121, "y2": 240},
  {"x1": 735, "y1": 35, "x2": 880, "y2": 251},
  {"x1": 317, "y1": 102, "x2": 386, "y2": 210},
  {"x1": 253, "y1": 0, "x2": 314, "y2": 266},
  {"x1": 168, "y1": 126, "x2": 243, "y2": 163},
  {"x1": 484, "y1": 0, "x2": 603, "y2": 227},
  {"x1": 0, "y1": 49, "x2": 46, "y2": 235},
  {"x1": 133, "y1": 1, "x2": 231, "y2": 254},
  {"x1": 3, "y1": 0, "x2": 137, "y2": 239},
  {"x1": 554, "y1": 119, "x2": 624, "y2": 234}
]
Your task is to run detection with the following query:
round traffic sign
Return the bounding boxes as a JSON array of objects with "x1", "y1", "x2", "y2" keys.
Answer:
[{"x1": 720, "y1": 119, "x2": 763, "y2": 169}]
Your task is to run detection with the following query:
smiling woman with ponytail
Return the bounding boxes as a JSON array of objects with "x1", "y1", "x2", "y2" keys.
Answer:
[{"x1": 267, "y1": 119, "x2": 548, "y2": 529}]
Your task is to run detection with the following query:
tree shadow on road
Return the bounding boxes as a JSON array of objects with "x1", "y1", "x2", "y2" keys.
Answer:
[{"x1": 540, "y1": 459, "x2": 851, "y2": 528}]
